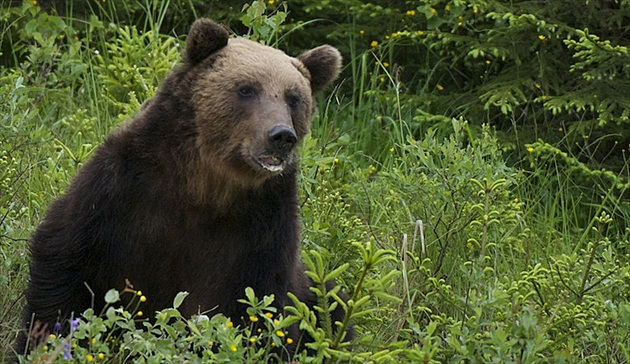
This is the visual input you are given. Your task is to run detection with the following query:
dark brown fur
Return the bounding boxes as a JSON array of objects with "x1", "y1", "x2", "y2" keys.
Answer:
[{"x1": 15, "y1": 18, "x2": 345, "y2": 358}]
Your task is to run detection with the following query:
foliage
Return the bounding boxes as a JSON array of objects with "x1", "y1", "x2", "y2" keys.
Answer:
[
  {"x1": 18, "y1": 239, "x2": 394, "y2": 363},
  {"x1": 20, "y1": 287, "x2": 291, "y2": 363},
  {"x1": 2, "y1": 0, "x2": 630, "y2": 363},
  {"x1": 240, "y1": 1, "x2": 287, "y2": 45},
  {"x1": 93, "y1": 23, "x2": 181, "y2": 118},
  {"x1": 280, "y1": 0, "x2": 630, "y2": 171}
]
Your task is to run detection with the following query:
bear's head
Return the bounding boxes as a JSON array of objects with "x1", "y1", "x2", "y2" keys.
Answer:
[{"x1": 180, "y1": 19, "x2": 342, "y2": 190}]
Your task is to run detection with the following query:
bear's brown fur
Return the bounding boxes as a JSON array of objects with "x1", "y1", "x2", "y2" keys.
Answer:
[{"x1": 15, "y1": 18, "x2": 345, "y2": 358}]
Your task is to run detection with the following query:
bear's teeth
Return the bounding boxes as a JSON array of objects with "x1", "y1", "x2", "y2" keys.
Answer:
[{"x1": 260, "y1": 156, "x2": 284, "y2": 172}]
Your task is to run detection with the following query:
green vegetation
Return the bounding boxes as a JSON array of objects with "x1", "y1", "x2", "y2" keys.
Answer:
[{"x1": 1, "y1": 0, "x2": 629, "y2": 362}]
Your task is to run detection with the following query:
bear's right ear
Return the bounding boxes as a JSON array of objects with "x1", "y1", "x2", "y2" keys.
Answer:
[
  {"x1": 185, "y1": 19, "x2": 230, "y2": 65},
  {"x1": 297, "y1": 45, "x2": 342, "y2": 93}
]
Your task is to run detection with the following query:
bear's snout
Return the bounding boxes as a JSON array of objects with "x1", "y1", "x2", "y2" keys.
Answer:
[
  {"x1": 268, "y1": 125, "x2": 297, "y2": 154},
  {"x1": 253, "y1": 125, "x2": 297, "y2": 174}
]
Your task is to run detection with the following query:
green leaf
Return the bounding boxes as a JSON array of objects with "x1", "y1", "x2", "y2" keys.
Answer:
[
  {"x1": 173, "y1": 291, "x2": 189, "y2": 309},
  {"x1": 245, "y1": 287, "x2": 256, "y2": 303},
  {"x1": 323, "y1": 263, "x2": 349, "y2": 282},
  {"x1": 104, "y1": 289, "x2": 120, "y2": 304}
]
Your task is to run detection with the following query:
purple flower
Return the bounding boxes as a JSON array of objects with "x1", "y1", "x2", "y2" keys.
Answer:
[
  {"x1": 70, "y1": 318, "x2": 80, "y2": 332},
  {"x1": 62, "y1": 340, "x2": 72, "y2": 359},
  {"x1": 54, "y1": 322, "x2": 62, "y2": 332}
]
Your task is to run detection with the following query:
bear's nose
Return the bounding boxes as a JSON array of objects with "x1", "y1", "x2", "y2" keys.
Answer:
[{"x1": 268, "y1": 125, "x2": 297, "y2": 154}]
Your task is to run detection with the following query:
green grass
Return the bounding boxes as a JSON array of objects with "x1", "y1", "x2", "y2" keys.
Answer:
[{"x1": 1, "y1": 1, "x2": 630, "y2": 362}]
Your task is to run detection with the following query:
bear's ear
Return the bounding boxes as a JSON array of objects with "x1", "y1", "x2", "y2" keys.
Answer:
[
  {"x1": 297, "y1": 45, "x2": 342, "y2": 93},
  {"x1": 185, "y1": 19, "x2": 230, "y2": 65}
]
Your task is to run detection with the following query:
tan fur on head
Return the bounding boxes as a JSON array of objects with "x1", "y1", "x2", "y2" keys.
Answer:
[{"x1": 179, "y1": 21, "x2": 343, "y2": 206}]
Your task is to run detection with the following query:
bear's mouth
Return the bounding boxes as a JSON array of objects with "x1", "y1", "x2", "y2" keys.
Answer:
[{"x1": 257, "y1": 155, "x2": 287, "y2": 173}]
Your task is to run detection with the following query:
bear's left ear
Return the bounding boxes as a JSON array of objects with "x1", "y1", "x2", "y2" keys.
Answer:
[
  {"x1": 297, "y1": 45, "x2": 342, "y2": 93},
  {"x1": 185, "y1": 18, "x2": 230, "y2": 65}
]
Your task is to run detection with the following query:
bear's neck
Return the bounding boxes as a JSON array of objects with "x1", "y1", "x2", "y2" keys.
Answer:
[
  {"x1": 205, "y1": 172, "x2": 298, "y2": 215},
  {"x1": 185, "y1": 166, "x2": 297, "y2": 210}
]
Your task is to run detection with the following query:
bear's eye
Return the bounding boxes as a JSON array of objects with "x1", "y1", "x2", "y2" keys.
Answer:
[
  {"x1": 286, "y1": 94, "x2": 301, "y2": 109},
  {"x1": 237, "y1": 86, "x2": 256, "y2": 99}
]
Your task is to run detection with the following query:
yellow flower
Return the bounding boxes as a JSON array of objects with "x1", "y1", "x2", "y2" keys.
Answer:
[
  {"x1": 287, "y1": 338, "x2": 294, "y2": 344},
  {"x1": 376, "y1": 115, "x2": 383, "y2": 122},
  {"x1": 527, "y1": 147, "x2": 534, "y2": 153},
  {"x1": 514, "y1": 198, "x2": 519, "y2": 203},
  {"x1": 136, "y1": 291, "x2": 142, "y2": 296},
  {"x1": 230, "y1": 344, "x2": 237, "y2": 352},
  {"x1": 389, "y1": 147, "x2": 395, "y2": 153},
  {"x1": 436, "y1": 83, "x2": 444, "y2": 91},
  {"x1": 359, "y1": 29, "x2": 365, "y2": 35},
  {"x1": 268, "y1": 0, "x2": 275, "y2": 4},
  {"x1": 540, "y1": 95, "x2": 547, "y2": 101},
  {"x1": 249, "y1": 315, "x2": 259, "y2": 322},
  {"x1": 264, "y1": 312, "x2": 273, "y2": 319},
  {"x1": 370, "y1": 40, "x2": 378, "y2": 47},
  {"x1": 98, "y1": 353, "x2": 105, "y2": 360},
  {"x1": 227, "y1": 321, "x2": 233, "y2": 328},
  {"x1": 276, "y1": 330, "x2": 285, "y2": 338},
  {"x1": 430, "y1": 7, "x2": 437, "y2": 14},
  {"x1": 140, "y1": 295, "x2": 147, "y2": 302},
  {"x1": 379, "y1": 77, "x2": 386, "y2": 83},
  {"x1": 334, "y1": 158, "x2": 339, "y2": 164},
  {"x1": 137, "y1": 311, "x2": 143, "y2": 317},
  {"x1": 87, "y1": 354, "x2": 94, "y2": 362},
  {"x1": 473, "y1": 8, "x2": 479, "y2": 14},
  {"x1": 383, "y1": 62, "x2": 389, "y2": 68},
  {"x1": 391, "y1": 32, "x2": 399, "y2": 38},
  {"x1": 416, "y1": 30, "x2": 424, "y2": 36},
  {"x1": 485, "y1": 60, "x2": 491, "y2": 65},
  {"x1": 49, "y1": 334, "x2": 56, "y2": 340},
  {"x1": 538, "y1": 34, "x2": 546, "y2": 41},
  {"x1": 91, "y1": 338, "x2": 96, "y2": 344},
  {"x1": 535, "y1": 83, "x2": 541, "y2": 89},
  {"x1": 466, "y1": 242, "x2": 473, "y2": 249},
  {"x1": 406, "y1": 10, "x2": 416, "y2": 16},
  {"x1": 445, "y1": 4, "x2": 451, "y2": 11},
  {"x1": 249, "y1": 337, "x2": 257, "y2": 344}
]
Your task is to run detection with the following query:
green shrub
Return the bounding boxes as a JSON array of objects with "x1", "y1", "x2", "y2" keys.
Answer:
[
  {"x1": 17, "y1": 239, "x2": 396, "y2": 363},
  {"x1": 93, "y1": 23, "x2": 181, "y2": 118}
]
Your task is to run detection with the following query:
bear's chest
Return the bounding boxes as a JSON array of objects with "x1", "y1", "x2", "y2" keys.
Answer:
[{"x1": 121, "y1": 195, "x2": 299, "y2": 315}]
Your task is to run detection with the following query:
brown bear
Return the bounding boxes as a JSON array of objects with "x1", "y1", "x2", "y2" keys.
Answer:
[{"x1": 15, "y1": 18, "x2": 346, "y2": 358}]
